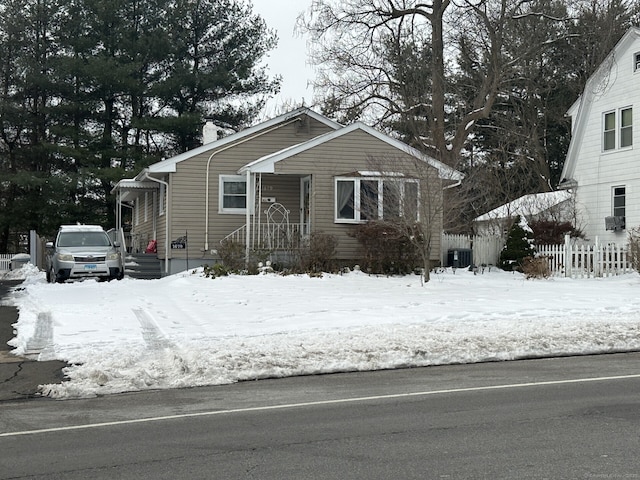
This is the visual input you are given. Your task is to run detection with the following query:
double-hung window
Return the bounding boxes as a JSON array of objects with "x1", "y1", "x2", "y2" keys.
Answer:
[
  {"x1": 613, "y1": 186, "x2": 626, "y2": 219},
  {"x1": 335, "y1": 175, "x2": 419, "y2": 223},
  {"x1": 603, "y1": 108, "x2": 633, "y2": 151},
  {"x1": 219, "y1": 175, "x2": 247, "y2": 213}
]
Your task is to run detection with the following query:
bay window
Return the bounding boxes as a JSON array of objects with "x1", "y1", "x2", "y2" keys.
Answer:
[{"x1": 335, "y1": 176, "x2": 419, "y2": 223}]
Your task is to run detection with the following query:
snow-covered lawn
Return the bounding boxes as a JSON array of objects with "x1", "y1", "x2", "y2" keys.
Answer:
[{"x1": 3, "y1": 265, "x2": 640, "y2": 399}]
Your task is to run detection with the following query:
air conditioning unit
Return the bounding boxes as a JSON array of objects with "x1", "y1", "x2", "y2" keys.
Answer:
[{"x1": 605, "y1": 216, "x2": 625, "y2": 231}]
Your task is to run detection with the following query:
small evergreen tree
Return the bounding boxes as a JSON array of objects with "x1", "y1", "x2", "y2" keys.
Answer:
[{"x1": 499, "y1": 216, "x2": 535, "y2": 271}]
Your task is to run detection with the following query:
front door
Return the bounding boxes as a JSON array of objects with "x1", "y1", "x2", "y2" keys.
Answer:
[{"x1": 300, "y1": 176, "x2": 311, "y2": 236}]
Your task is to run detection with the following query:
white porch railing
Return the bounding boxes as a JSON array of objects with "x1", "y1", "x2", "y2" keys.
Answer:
[{"x1": 222, "y1": 224, "x2": 302, "y2": 250}]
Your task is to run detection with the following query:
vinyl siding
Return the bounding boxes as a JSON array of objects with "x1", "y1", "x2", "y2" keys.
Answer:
[
  {"x1": 272, "y1": 129, "x2": 444, "y2": 261},
  {"x1": 165, "y1": 115, "x2": 333, "y2": 258},
  {"x1": 571, "y1": 40, "x2": 640, "y2": 242}
]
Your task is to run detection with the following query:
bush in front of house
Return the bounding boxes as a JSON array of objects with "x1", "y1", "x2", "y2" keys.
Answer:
[
  {"x1": 203, "y1": 263, "x2": 231, "y2": 278},
  {"x1": 294, "y1": 232, "x2": 338, "y2": 273},
  {"x1": 520, "y1": 256, "x2": 551, "y2": 279},
  {"x1": 218, "y1": 239, "x2": 245, "y2": 271},
  {"x1": 350, "y1": 221, "x2": 420, "y2": 275},
  {"x1": 499, "y1": 217, "x2": 535, "y2": 271}
]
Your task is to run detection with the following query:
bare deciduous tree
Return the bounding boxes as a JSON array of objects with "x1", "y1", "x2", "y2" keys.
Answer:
[
  {"x1": 359, "y1": 152, "x2": 460, "y2": 282},
  {"x1": 300, "y1": 0, "x2": 572, "y2": 170}
]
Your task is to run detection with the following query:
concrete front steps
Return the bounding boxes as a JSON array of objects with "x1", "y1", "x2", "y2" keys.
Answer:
[{"x1": 125, "y1": 253, "x2": 162, "y2": 280}]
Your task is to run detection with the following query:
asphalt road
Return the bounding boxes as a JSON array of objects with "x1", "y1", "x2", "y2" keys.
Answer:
[{"x1": 1, "y1": 353, "x2": 639, "y2": 479}]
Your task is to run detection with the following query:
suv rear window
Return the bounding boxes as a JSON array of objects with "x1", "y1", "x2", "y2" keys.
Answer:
[{"x1": 58, "y1": 232, "x2": 111, "y2": 247}]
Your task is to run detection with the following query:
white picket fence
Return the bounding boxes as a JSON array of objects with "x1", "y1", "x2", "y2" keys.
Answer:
[
  {"x1": 442, "y1": 233, "x2": 633, "y2": 278},
  {"x1": 536, "y1": 236, "x2": 632, "y2": 278},
  {"x1": 0, "y1": 254, "x2": 12, "y2": 271}
]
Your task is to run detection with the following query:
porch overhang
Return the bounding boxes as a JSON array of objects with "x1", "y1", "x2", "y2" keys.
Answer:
[
  {"x1": 238, "y1": 143, "x2": 303, "y2": 174},
  {"x1": 111, "y1": 178, "x2": 159, "y2": 202}
]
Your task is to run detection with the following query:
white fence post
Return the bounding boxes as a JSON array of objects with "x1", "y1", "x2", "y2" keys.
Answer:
[{"x1": 563, "y1": 234, "x2": 571, "y2": 278}]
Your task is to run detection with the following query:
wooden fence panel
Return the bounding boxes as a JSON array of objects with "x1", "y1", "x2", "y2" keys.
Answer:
[{"x1": 441, "y1": 234, "x2": 502, "y2": 267}]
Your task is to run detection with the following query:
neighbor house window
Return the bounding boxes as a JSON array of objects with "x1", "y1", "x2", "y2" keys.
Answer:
[
  {"x1": 613, "y1": 186, "x2": 626, "y2": 218},
  {"x1": 603, "y1": 111, "x2": 616, "y2": 151},
  {"x1": 335, "y1": 176, "x2": 419, "y2": 223},
  {"x1": 635, "y1": 52, "x2": 640, "y2": 72},
  {"x1": 620, "y1": 107, "x2": 633, "y2": 148},
  {"x1": 603, "y1": 108, "x2": 633, "y2": 151},
  {"x1": 219, "y1": 175, "x2": 247, "y2": 213}
]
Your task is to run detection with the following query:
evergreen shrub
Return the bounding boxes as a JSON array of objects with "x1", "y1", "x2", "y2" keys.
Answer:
[{"x1": 499, "y1": 217, "x2": 535, "y2": 271}]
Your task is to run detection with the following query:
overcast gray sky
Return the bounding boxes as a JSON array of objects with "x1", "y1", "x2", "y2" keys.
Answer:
[{"x1": 251, "y1": 0, "x2": 316, "y2": 114}]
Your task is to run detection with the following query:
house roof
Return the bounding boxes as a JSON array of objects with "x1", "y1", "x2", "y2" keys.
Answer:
[
  {"x1": 475, "y1": 191, "x2": 572, "y2": 222},
  {"x1": 238, "y1": 122, "x2": 464, "y2": 182},
  {"x1": 560, "y1": 26, "x2": 640, "y2": 184},
  {"x1": 141, "y1": 108, "x2": 342, "y2": 177}
]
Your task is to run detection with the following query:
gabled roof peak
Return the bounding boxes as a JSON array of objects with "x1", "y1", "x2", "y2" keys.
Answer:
[{"x1": 142, "y1": 108, "x2": 342, "y2": 177}]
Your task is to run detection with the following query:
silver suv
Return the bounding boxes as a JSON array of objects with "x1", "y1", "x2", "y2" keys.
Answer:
[{"x1": 46, "y1": 225, "x2": 124, "y2": 283}]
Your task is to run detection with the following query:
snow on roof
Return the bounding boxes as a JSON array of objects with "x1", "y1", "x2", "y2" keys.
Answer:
[{"x1": 475, "y1": 191, "x2": 572, "y2": 222}]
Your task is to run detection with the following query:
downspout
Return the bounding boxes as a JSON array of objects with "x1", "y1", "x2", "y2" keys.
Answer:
[
  {"x1": 204, "y1": 116, "x2": 302, "y2": 252},
  {"x1": 143, "y1": 171, "x2": 170, "y2": 275}
]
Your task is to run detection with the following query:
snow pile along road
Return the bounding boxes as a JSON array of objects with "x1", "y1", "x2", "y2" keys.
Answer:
[{"x1": 4, "y1": 265, "x2": 640, "y2": 398}]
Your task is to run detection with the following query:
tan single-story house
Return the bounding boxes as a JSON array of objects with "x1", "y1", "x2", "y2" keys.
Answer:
[{"x1": 112, "y1": 108, "x2": 463, "y2": 275}]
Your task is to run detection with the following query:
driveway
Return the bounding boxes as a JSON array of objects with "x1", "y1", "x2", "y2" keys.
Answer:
[{"x1": 0, "y1": 280, "x2": 67, "y2": 401}]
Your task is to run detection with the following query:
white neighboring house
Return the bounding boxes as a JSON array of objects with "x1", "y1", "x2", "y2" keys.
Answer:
[
  {"x1": 474, "y1": 191, "x2": 573, "y2": 237},
  {"x1": 559, "y1": 27, "x2": 640, "y2": 242}
]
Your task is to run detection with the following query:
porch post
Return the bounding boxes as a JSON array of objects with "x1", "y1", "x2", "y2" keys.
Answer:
[
  {"x1": 564, "y1": 234, "x2": 570, "y2": 278},
  {"x1": 115, "y1": 189, "x2": 121, "y2": 232},
  {"x1": 245, "y1": 170, "x2": 252, "y2": 266}
]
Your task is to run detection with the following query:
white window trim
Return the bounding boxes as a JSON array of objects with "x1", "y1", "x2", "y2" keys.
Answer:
[
  {"x1": 603, "y1": 110, "x2": 616, "y2": 152},
  {"x1": 219, "y1": 174, "x2": 248, "y2": 214},
  {"x1": 334, "y1": 176, "x2": 420, "y2": 224},
  {"x1": 602, "y1": 107, "x2": 633, "y2": 152},
  {"x1": 634, "y1": 52, "x2": 640, "y2": 72},
  {"x1": 620, "y1": 106, "x2": 633, "y2": 149}
]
